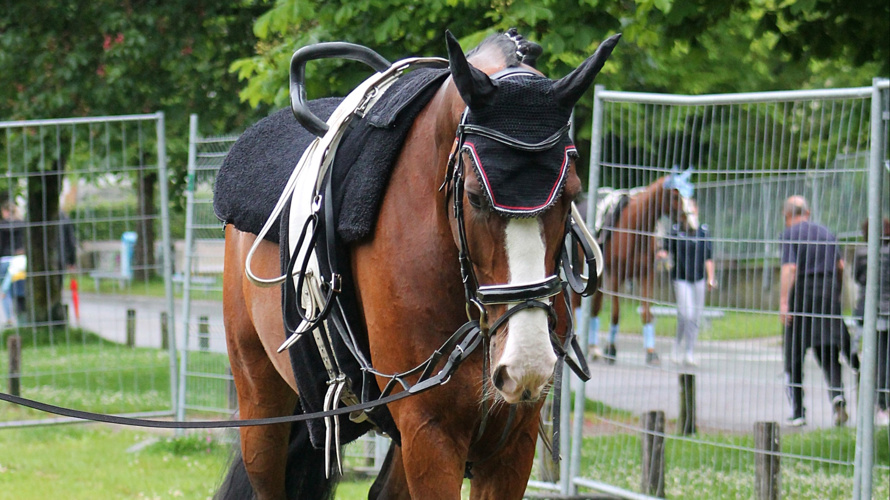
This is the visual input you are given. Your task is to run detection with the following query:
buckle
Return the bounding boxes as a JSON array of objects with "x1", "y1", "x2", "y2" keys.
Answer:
[{"x1": 330, "y1": 273, "x2": 342, "y2": 293}]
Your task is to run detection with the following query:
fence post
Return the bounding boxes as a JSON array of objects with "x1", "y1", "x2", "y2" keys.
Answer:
[
  {"x1": 641, "y1": 410, "x2": 665, "y2": 498},
  {"x1": 160, "y1": 312, "x2": 169, "y2": 350},
  {"x1": 7, "y1": 334, "x2": 21, "y2": 396},
  {"x1": 754, "y1": 421, "x2": 780, "y2": 500},
  {"x1": 679, "y1": 373, "x2": 696, "y2": 435},
  {"x1": 198, "y1": 316, "x2": 209, "y2": 351},
  {"x1": 126, "y1": 309, "x2": 136, "y2": 348}
]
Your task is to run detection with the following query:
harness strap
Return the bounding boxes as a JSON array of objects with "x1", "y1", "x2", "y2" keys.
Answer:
[
  {"x1": 476, "y1": 275, "x2": 562, "y2": 305},
  {"x1": 458, "y1": 122, "x2": 570, "y2": 152},
  {"x1": 464, "y1": 404, "x2": 518, "y2": 479}
]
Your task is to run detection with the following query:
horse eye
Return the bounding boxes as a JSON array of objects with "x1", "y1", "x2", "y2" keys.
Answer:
[{"x1": 467, "y1": 191, "x2": 483, "y2": 209}]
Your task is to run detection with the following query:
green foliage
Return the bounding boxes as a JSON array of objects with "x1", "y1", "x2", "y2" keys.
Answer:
[
  {"x1": 0, "y1": 0, "x2": 270, "y2": 206},
  {"x1": 229, "y1": 0, "x2": 886, "y2": 181}
]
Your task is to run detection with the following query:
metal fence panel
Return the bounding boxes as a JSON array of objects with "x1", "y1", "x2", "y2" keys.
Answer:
[
  {"x1": 177, "y1": 115, "x2": 237, "y2": 419},
  {"x1": 572, "y1": 81, "x2": 889, "y2": 499},
  {"x1": 0, "y1": 113, "x2": 177, "y2": 427}
]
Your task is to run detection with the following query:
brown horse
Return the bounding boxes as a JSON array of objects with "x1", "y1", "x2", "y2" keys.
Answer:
[
  {"x1": 585, "y1": 172, "x2": 696, "y2": 365},
  {"x1": 216, "y1": 30, "x2": 619, "y2": 500}
]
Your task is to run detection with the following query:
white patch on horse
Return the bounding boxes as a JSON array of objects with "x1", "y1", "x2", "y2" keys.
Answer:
[{"x1": 498, "y1": 218, "x2": 557, "y2": 402}]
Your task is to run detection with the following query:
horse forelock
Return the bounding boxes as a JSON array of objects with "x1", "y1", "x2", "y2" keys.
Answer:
[{"x1": 467, "y1": 32, "x2": 524, "y2": 70}]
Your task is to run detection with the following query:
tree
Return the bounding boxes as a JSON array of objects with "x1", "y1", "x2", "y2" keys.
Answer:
[
  {"x1": 230, "y1": 0, "x2": 887, "y2": 182},
  {"x1": 0, "y1": 0, "x2": 268, "y2": 323}
]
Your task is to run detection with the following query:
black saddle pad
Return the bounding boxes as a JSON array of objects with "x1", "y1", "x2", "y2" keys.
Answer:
[
  {"x1": 213, "y1": 99, "x2": 341, "y2": 243},
  {"x1": 215, "y1": 67, "x2": 450, "y2": 450},
  {"x1": 213, "y1": 67, "x2": 449, "y2": 244}
]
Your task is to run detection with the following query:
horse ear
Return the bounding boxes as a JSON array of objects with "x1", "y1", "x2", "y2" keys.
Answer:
[
  {"x1": 552, "y1": 33, "x2": 621, "y2": 108},
  {"x1": 446, "y1": 30, "x2": 497, "y2": 109}
]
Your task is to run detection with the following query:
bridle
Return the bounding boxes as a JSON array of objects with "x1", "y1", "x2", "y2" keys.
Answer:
[
  {"x1": 444, "y1": 69, "x2": 598, "y2": 344},
  {"x1": 448, "y1": 109, "x2": 566, "y2": 338},
  {"x1": 440, "y1": 69, "x2": 602, "y2": 472}
]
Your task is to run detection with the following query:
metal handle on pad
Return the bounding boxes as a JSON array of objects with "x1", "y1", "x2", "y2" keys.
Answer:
[{"x1": 290, "y1": 42, "x2": 392, "y2": 137}]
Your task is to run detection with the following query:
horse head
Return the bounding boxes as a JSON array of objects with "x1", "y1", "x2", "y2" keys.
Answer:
[
  {"x1": 442, "y1": 31, "x2": 619, "y2": 404},
  {"x1": 662, "y1": 167, "x2": 698, "y2": 231}
]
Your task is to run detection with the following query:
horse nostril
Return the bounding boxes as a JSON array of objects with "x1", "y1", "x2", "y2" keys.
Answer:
[
  {"x1": 521, "y1": 389, "x2": 532, "y2": 401},
  {"x1": 493, "y1": 365, "x2": 507, "y2": 391}
]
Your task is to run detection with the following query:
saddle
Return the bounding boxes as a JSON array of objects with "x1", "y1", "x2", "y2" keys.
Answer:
[
  {"x1": 215, "y1": 57, "x2": 450, "y2": 463},
  {"x1": 280, "y1": 64, "x2": 449, "y2": 453}
]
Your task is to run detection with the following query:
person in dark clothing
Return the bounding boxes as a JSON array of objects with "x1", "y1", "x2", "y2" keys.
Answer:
[
  {"x1": 853, "y1": 218, "x2": 890, "y2": 426},
  {"x1": 657, "y1": 199, "x2": 716, "y2": 366},
  {"x1": 58, "y1": 212, "x2": 77, "y2": 270},
  {"x1": 779, "y1": 195, "x2": 853, "y2": 427}
]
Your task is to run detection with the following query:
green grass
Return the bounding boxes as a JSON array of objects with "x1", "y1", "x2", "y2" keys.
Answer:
[
  {"x1": 0, "y1": 426, "x2": 230, "y2": 500},
  {"x1": 590, "y1": 298, "x2": 780, "y2": 341},
  {"x1": 72, "y1": 273, "x2": 222, "y2": 301},
  {"x1": 1, "y1": 419, "x2": 885, "y2": 499},
  {"x1": 0, "y1": 426, "x2": 387, "y2": 499},
  {"x1": 578, "y1": 421, "x2": 890, "y2": 499},
  {"x1": 0, "y1": 332, "x2": 235, "y2": 422}
]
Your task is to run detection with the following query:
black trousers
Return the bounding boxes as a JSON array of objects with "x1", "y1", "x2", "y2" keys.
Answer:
[
  {"x1": 784, "y1": 334, "x2": 845, "y2": 417},
  {"x1": 784, "y1": 275, "x2": 847, "y2": 418},
  {"x1": 878, "y1": 329, "x2": 890, "y2": 411}
]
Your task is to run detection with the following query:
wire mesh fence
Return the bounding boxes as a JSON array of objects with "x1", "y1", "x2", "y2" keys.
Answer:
[
  {"x1": 175, "y1": 116, "x2": 237, "y2": 419},
  {"x1": 571, "y1": 81, "x2": 889, "y2": 499},
  {"x1": 0, "y1": 113, "x2": 177, "y2": 426},
  {"x1": 3, "y1": 79, "x2": 887, "y2": 498}
]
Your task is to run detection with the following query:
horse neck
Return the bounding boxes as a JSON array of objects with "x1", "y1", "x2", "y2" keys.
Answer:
[{"x1": 626, "y1": 180, "x2": 666, "y2": 231}]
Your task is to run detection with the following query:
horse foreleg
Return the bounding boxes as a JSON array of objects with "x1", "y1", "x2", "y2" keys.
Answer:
[
  {"x1": 468, "y1": 410, "x2": 539, "y2": 500},
  {"x1": 368, "y1": 441, "x2": 411, "y2": 500},
  {"x1": 638, "y1": 274, "x2": 660, "y2": 365},
  {"x1": 586, "y1": 291, "x2": 604, "y2": 360},
  {"x1": 604, "y1": 273, "x2": 620, "y2": 363},
  {"x1": 396, "y1": 406, "x2": 467, "y2": 499}
]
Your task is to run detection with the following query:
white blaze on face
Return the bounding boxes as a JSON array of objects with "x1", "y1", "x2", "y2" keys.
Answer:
[{"x1": 497, "y1": 218, "x2": 558, "y2": 402}]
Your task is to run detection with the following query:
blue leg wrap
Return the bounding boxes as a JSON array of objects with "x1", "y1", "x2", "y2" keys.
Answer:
[
  {"x1": 609, "y1": 323, "x2": 619, "y2": 345},
  {"x1": 589, "y1": 316, "x2": 600, "y2": 346},
  {"x1": 643, "y1": 323, "x2": 656, "y2": 349}
]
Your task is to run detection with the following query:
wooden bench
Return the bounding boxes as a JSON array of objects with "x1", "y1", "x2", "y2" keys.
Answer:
[
  {"x1": 89, "y1": 270, "x2": 132, "y2": 290},
  {"x1": 171, "y1": 273, "x2": 217, "y2": 293}
]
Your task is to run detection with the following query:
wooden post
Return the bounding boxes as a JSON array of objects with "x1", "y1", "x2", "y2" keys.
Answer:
[
  {"x1": 160, "y1": 312, "x2": 169, "y2": 350},
  {"x1": 7, "y1": 334, "x2": 21, "y2": 396},
  {"x1": 754, "y1": 422, "x2": 781, "y2": 500},
  {"x1": 126, "y1": 309, "x2": 136, "y2": 348},
  {"x1": 198, "y1": 316, "x2": 209, "y2": 351},
  {"x1": 679, "y1": 373, "x2": 697, "y2": 435},
  {"x1": 641, "y1": 410, "x2": 666, "y2": 498},
  {"x1": 226, "y1": 366, "x2": 238, "y2": 410}
]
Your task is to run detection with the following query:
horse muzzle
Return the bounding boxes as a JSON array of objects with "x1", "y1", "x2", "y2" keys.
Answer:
[{"x1": 491, "y1": 314, "x2": 557, "y2": 403}]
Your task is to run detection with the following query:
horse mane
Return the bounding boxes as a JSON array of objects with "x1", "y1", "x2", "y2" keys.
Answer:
[{"x1": 466, "y1": 29, "x2": 542, "y2": 68}]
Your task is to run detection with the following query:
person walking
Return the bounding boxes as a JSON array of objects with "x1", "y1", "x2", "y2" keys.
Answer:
[
  {"x1": 779, "y1": 195, "x2": 853, "y2": 427},
  {"x1": 657, "y1": 199, "x2": 716, "y2": 367},
  {"x1": 853, "y1": 218, "x2": 890, "y2": 426}
]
